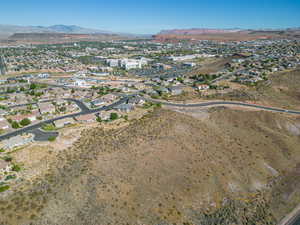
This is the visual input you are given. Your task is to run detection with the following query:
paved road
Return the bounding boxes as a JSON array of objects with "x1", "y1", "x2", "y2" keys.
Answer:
[
  {"x1": 147, "y1": 99, "x2": 300, "y2": 115},
  {"x1": 290, "y1": 214, "x2": 300, "y2": 225},
  {"x1": 29, "y1": 128, "x2": 59, "y2": 141},
  {"x1": 279, "y1": 205, "x2": 300, "y2": 225},
  {"x1": 0, "y1": 97, "x2": 128, "y2": 141},
  {"x1": 280, "y1": 212, "x2": 300, "y2": 225},
  {"x1": 1, "y1": 96, "x2": 300, "y2": 141},
  {"x1": 8, "y1": 98, "x2": 90, "y2": 113}
]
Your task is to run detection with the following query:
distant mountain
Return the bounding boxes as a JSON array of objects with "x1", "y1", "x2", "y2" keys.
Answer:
[
  {"x1": 154, "y1": 28, "x2": 300, "y2": 42},
  {"x1": 46, "y1": 25, "x2": 110, "y2": 34},
  {"x1": 158, "y1": 28, "x2": 300, "y2": 36},
  {"x1": 0, "y1": 24, "x2": 114, "y2": 39},
  {"x1": 158, "y1": 28, "x2": 243, "y2": 35}
]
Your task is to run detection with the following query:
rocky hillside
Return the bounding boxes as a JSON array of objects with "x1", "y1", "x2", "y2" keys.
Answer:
[
  {"x1": 158, "y1": 28, "x2": 242, "y2": 35},
  {"x1": 0, "y1": 106, "x2": 299, "y2": 225},
  {"x1": 154, "y1": 28, "x2": 300, "y2": 42}
]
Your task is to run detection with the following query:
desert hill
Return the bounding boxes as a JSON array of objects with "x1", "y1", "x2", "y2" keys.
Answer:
[
  {"x1": 154, "y1": 28, "x2": 300, "y2": 42},
  {"x1": 1, "y1": 105, "x2": 300, "y2": 224}
]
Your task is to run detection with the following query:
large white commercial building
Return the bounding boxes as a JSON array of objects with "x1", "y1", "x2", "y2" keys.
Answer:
[{"x1": 106, "y1": 58, "x2": 149, "y2": 70}]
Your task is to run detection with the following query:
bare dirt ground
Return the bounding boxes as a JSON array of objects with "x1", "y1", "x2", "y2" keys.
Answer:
[{"x1": 0, "y1": 106, "x2": 299, "y2": 225}]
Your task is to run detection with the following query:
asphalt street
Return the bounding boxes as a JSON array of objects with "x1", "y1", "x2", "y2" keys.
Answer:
[
  {"x1": 148, "y1": 99, "x2": 300, "y2": 115},
  {"x1": 1, "y1": 97, "x2": 300, "y2": 142},
  {"x1": 0, "y1": 97, "x2": 128, "y2": 141}
]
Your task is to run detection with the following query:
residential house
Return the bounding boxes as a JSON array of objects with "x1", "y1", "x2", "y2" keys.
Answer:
[
  {"x1": 91, "y1": 99, "x2": 106, "y2": 107},
  {"x1": 75, "y1": 114, "x2": 96, "y2": 123},
  {"x1": 55, "y1": 99, "x2": 66, "y2": 106},
  {"x1": 197, "y1": 84, "x2": 210, "y2": 91},
  {"x1": 121, "y1": 87, "x2": 133, "y2": 93},
  {"x1": 169, "y1": 86, "x2": 183, "y2": 95},
  {"x1": 38, "y1": 102, "x2": 56, "y2": 114},
  {"x1": 54, "y1": 118, "x2": 74, "y2": 128},
  {"x1": 9, "y1": 111, "x2": 39, "y2": 123},
  {"x1": 37, "y1": 73, "x2": 50, "y2": 78},
  {"x1": 114, "y1": 103, "x2": 135, "y2": 113},
  {"x1": 106, "y1": 59, "x2": 119, "y2": 67},
  {"x1": 134, "y1": 83, "x2": 146, "y2": 90},
  {"x1": 101, "y1": 94, "x2": 117, "y2": 102},
  {"x1": 183, "y1": 62, "x2": 196, "y2": 67},
  {"x1": 98, "y1": 111, "x2": 111, "y2": 121},
  {"x1": 144, "y1": 89, "x2": 158, "y2": 96},
  {"x1": 127, "y1": 97, "x2": 145, "y2": 106},
  {"x1": 74, "y1": 79, "x2": 87, "y2": 87},
  {"x1": 156, "y1": 87, "x2": 169, "y2": 95}
]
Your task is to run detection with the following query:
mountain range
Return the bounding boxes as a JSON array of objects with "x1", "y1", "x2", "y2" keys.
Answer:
[
  {"x1": 155, "y1": 27, "x2": 300, "y2": 42},
  {"x1": 0, "y1": 24, "x2": 115, "y2": 39}
]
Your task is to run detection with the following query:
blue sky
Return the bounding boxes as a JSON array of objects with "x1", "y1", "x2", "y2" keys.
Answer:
[{"x1": 1, "y1": 0, "x2": 300, "y2": 34}]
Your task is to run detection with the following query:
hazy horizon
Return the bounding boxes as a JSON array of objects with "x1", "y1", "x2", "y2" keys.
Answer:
[{"x1": 0, "y1": 0, "x2": 300, "y2": 34}]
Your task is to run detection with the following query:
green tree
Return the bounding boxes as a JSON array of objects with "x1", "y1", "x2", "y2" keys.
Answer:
[
  {"x1": 30, "y1": 83, "x2": 37, "y2": 90},
  {"x1": 0, "y1": 185, "x2": 9, "y2": 192},
  {"x1": 48, "y1": 136, "x2": 56, "y2": 142},
  {"x1": 11, "y1": 164, "x2": 21, "y2": 172},
  {"x1": 3, "y1": 155, "x2": 12, "y2": 162},
  {"x1": 20, "y1": 118, "x2": 31, "y2": 126},
  {"x1": 11, "y1": 121, "x2": 20, "y2": 129},
  {"x1": 110, "y1": 113, "x2": 118, "y2": 121}
]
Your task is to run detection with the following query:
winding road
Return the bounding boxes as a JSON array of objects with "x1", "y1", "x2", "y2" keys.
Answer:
[
  {"x1": 0, "y1": 97, "x2": 128, "y2": 141},
  {"x1": 1, "y1": 96, "x2": 300, "y2": 142},
  {"x1": 147, "y1": 98, "x2": 300, "y2": 115}
]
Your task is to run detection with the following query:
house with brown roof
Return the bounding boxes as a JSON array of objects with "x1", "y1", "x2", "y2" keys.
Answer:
[
  {"x1": 98, "y1": 111, "x2": 111, "y2": 121},
  {"x1": 101, "y1": 94, "x2": 118, "y2": 102},
  {"x1": 38, "y1": 102, "x2": 56, "y2": 114},
  {"x1": 75, "y1": 114, "x2": 96, "y2": 123},
  {"x1": 9, "y1": 110, "x2": 40, "y2": 122}
]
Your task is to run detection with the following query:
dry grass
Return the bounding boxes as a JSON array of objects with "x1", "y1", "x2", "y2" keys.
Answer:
[{"x1": 1, "y1": 106, "x2": 299, "y2": 224}]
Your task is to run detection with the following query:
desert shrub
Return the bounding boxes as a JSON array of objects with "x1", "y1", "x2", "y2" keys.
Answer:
[
  {"x1": 110, "y1": 113, "x2": 118, "y2": 121},
  {"x1": 42, "y1": 124, "x2": 56, "y2": 131},
  {"x1": 11, "y1": 121, "x2": 20, "y2": 129},
  {"x1": 0, "y1": 185, "x2": 10, "y2": 192},
  {"x1": 48, "y1": 136, "x2": 56, "y2": 142},
  {"x1": 20, "y1": 118, "x2": 31, "y2": 126},
  {"x1": 3, "y1": 155, "x2": 12, "y2": 162},
  {"x1": 12, "y1": 164, "x2": 21, "y2": 172}
]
